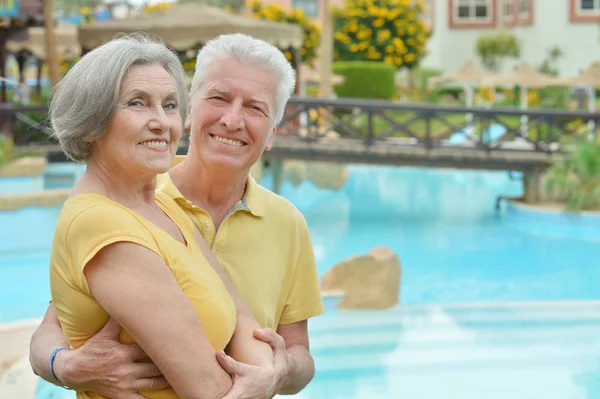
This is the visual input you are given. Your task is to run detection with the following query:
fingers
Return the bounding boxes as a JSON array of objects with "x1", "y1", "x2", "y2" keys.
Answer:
[
  {"x1": 124, "y1": 343, "x2": 149, "y2": 361},
  {"x1": 216, "y1": 350, "x2": 240, "y2": 375},
  {"x1": 132, "y1": 376, "x2": 170, "y2": 392},
  {"x1": 131, "y1": 362, "x2": 163, "y2": 379},
  {"x1": 97, "y1": 317, "x2": 122, "y2": 338},
  {"x1": 220, "y1": 383, "x2": 244, "y2": 399},
  {"x1": 253, "y1": 328, "x2": 285, "y2": 351},
  {"x1": 123, "y1": 393, "x2": 150, "y2": 399}
]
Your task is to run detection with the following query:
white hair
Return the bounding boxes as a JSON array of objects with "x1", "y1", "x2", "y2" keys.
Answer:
[
  {"x1": 50, "y1": 33, "x2": 188, "y2": 162},
  {"x1": 190, "y1": 33, "x2": 296, "y2": 127}
]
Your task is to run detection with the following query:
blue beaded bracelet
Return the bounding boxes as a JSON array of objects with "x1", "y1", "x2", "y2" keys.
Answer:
[{"x1": 49, "y1": 347, "x2": 69, "y2": 386}]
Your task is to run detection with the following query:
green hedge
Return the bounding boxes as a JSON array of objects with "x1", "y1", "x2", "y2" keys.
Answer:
[{"x1": 333, "y1": 61, "x2": 396, "y2": 100}]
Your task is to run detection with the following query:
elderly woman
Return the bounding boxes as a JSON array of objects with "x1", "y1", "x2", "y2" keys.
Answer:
[{"x1": 48, "y1": 35, "x2": 277, "y2": 399}]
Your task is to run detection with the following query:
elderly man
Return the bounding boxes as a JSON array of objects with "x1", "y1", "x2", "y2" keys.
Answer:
[{"x1": 30, "y1": 34, "x2": 323, "y2": 399}]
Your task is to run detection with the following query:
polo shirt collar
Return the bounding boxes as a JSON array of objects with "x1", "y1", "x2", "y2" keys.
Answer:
[{"x1": 160, "y1": 156, "x2": 265, "y2": 217}]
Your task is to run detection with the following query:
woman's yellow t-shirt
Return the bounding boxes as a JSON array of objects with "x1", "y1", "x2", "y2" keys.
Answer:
[{"x1": 49, "y1": 191, "x2": 237, "y2": 399}]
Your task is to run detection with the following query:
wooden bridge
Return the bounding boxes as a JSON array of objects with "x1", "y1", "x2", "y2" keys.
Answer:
[{"x1": 4, "y1": 97, "x2": 600, "y2": 201}]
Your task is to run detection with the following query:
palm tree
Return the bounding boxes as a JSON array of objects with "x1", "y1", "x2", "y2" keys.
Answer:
[{"x1": 544, "y1": 140, "x2": 600, "y2": 212}]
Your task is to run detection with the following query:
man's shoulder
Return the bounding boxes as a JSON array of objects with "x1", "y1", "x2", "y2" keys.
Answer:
[{"x1": 253, "y1": 183, "x2": 306, "y2": 224}]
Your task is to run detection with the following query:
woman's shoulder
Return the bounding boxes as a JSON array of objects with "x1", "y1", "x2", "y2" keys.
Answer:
[{"x1": 58, "y1": 193, "x2": 152, "y2": 239}]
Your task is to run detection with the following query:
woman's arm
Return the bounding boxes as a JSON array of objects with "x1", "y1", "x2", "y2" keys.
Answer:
[
  {"x1": 191, "y1": 229, "x2": 273, "y2": 367},
  {"x1": 84, "y1": 241, "x2": 232, "y2": 399}
]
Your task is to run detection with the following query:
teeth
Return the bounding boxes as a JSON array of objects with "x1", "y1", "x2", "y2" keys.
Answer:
[
  {"x1": 141, "y1": 141, "x2": 167, "y2": 148},
  {"x1": 213, "y1": 135, "x2": 244, "y2": 146}
]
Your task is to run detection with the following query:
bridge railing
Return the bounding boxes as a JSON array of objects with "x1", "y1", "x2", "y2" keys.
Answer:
[
  {"x1": 3, "y1": 98, "x2": 600, "y2": 153},
  {"x1": 279, "y1": 97, "x2": 600, "y2": 153}
]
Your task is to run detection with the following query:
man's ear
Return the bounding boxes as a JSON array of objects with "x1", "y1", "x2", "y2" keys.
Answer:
[
  {"x1": 183, "y1": 103, "x2": 192, "y2": 134},
  {"x1": 264, "y1": 126, "x2": 278, "y2": 151}
]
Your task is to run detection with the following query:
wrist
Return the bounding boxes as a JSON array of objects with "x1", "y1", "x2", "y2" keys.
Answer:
[
  {"x1": 51, "y1": 348, "x2": 74, "y2": 388},
  {"x1": 279, "y1": 352, "x2": 295, "y2": 390}
]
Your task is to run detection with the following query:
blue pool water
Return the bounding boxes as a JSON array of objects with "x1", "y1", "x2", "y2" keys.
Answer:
[{"x1": 1, "y1": 162, "x2": 599, "y2": 399}]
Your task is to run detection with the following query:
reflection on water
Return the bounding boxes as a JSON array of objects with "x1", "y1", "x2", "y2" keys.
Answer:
[{"x1": 263, "y1": 164, "x2": 600, "y2": 304}]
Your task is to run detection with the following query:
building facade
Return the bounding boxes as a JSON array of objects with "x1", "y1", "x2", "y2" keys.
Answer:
[
  {"x1": 423, "y1": 0, "x2": 600, "y2": 77},
  {"x1": 264, "y1": 0, "x2": 600, "y2": 77}
]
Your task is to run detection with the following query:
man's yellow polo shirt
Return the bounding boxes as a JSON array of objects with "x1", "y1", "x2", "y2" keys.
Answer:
[{"x1": 156, "y1": 157, "x2": 324, "y2": 329}]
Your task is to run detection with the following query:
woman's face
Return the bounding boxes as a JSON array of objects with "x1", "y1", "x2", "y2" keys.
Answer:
[{"x1": 93, "y1": 63, "x2": 182, "y2": 178}]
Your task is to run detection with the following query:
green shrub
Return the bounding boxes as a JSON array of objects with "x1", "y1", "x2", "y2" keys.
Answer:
[
  {"x1": 333, "y1": 61, "x2": 396, "y2": 100},
  {"x1": 544, "y1": 140, "x2": 600, "y2": 211},
  {"x1": 0, "y1": 136, "x2": 39, "y2": 168}
]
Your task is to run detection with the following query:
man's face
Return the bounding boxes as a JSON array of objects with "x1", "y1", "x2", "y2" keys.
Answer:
[{"x1": 186, "y1": 58, "x2": 278, "y2": 172}]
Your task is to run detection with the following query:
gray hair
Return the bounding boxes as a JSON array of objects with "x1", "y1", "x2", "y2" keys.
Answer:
[
  {"x1": 190, "y1": 33, "x2": 296, "y2": 127},
  {"x1": 50, "y1": 33, "x2": 188, "y2": 162}
]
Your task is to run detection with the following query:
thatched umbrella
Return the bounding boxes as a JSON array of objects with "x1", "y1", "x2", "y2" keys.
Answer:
[
  {"x1": 429, "y1": 60, "x2": 492, "y2": 108},
  {"x1": 78, "y1": 4, "x2": 303, "y2": 52},
  {"x1": 481, "y1": 62, "x2": 560, "y2": 136},
  {"x1": 428, "y1": 60, "x2": 494, "y2": 134},
  {"x1": 553, "y1": 62, "x2": 600, "y2": 139}
]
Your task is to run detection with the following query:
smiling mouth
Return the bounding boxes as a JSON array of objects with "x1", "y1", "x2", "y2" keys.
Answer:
[
  {"x1": 138, "y1": 139, "x2": 169, "y2": 150},
  {"x1": 210, "y1": 134, "x2": 246, "y2": 147}
]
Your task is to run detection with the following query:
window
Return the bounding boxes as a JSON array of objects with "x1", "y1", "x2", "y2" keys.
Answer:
[
  {"x1": 503, "y1": 0, "x2": 513, "y2": 17},
  {"x1": 455, "y1": 0, "x2": 492, "y2": 22},
  {"x1": 502, "y1": 0, "x2": 516, "y2": 26},
  {"x1": 518, "y1": 0, "x2": 530, "y2": 17},
  {"x1": 292, "y1": 0, "x2": 318, "y2": 18},
  {"x1": 581, "y1": 0, "x2": 600, "y2": 10},
  {"x1": 571, "y1": 0, "x2": 600, "y2": 22}
]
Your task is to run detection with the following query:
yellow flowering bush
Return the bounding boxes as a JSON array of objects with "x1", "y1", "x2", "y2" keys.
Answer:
[
  {"x1": 249, "y1": 1, "x2": 320, "y2": 66},
  {"x1": 527, "y1": 89, "x2": 540, "y2": 108},
  {"x1": 476, "y1": 87, "x2": 495, "y2": 103},
  {"x1": 141, "y1": 2, "x2": 172, "y2": 15},
  {"x1": 182, "y1": 58, "x2": 196, "y2": 75},
  {"x1": 59, "y1": 57, "x2": 81, "y2": 76},
  {"x1": 80, "y1": 6, "x2": 97, "y2": 24},
  {"x1": 332, "y1": 0, "x2": 431, "y2": 69}
]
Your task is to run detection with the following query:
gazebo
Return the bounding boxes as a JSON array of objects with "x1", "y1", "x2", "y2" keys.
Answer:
[{"x1": 78, "y1": 4, "x2": 303, "y2": 66}]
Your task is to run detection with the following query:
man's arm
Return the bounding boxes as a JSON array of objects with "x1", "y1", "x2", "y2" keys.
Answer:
[
  {"x1": 29, "y1": 303, "x2": 69, "y2": 385},
  {"x1": 276, "y1": 320, "x2": 315, "y2": 395},
  {"x1": 30, "y1": 304, "x2": 169, "y2": 399},
  {"x1": 192, "y1": 229, "x2": 273, "y2": 367}
]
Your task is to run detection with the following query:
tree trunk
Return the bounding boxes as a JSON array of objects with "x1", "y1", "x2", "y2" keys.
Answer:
[{"x1": 44, "y1": 0, "x2": 61, "y2": 88}]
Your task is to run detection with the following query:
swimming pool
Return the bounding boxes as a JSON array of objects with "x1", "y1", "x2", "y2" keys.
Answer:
[{"x1": 2, "y1": 162, "x2": 599, "y2": 398}]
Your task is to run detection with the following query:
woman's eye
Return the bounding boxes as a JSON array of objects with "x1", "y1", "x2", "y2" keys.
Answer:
[{"x1": 128, "y1": 99, "x2": 144, "y2": 107}]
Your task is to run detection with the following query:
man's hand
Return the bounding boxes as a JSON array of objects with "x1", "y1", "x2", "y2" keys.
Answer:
[
  {"x1": 253, "y1": 328, "x2": 292, "y2": 393},
  {"x1": 54, "y1": 318, "x2": 169, "y2": 399},
  {"x1": 216, "y1": 349, "x2": 278, "y2": 399}
]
